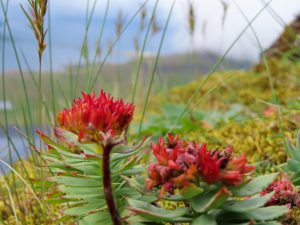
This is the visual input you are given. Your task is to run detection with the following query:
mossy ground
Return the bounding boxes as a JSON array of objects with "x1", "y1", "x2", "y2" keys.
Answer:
[{"x1": 149, "y1": 58, "x2": 300, "y2": 166}]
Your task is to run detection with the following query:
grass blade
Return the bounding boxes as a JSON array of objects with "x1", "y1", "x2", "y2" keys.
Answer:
[
  {"x1": 167, "y1": 0, "x2": 273, "y2": 134},
  {"x1": 137, "y1": 0, "x2": 176, "y2": 136},
  {"x1": 88, "y1": 0, "x2": 150, "y2": 92}
]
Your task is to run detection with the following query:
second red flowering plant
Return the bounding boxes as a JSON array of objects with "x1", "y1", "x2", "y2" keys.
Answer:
[
  {"x1": 39, "y1": 91, "x2": 292, "y2": 225},
  {"x1": 145, "y1": 134, "x2": 254, "y2": 197},
  {"x1": 127, "y1": 134, "x2": 291, "y2": 224}
]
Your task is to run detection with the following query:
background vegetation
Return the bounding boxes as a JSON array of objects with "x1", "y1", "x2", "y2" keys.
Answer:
[{"x1": 0, "y1": 0, "x2": 299, "y2": 224}]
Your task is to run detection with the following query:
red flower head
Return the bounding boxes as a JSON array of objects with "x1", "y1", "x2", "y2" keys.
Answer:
[
  {"x1": 57, "y1": 91, "x2": 134, "y2": 142},
  {"x1": 260, "y1": 179, "x2": 296, "y2": 206},
  {"x1": 146, "y1": 135, "x2": 255, "y2": 197}
]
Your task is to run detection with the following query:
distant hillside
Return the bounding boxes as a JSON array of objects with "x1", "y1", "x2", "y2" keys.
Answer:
[
  {"x1": 94, "y1": 50, "x2": 253, "y2": 90},
  {"x1": 154, "y1": 51, "x2": 252, "y2": 74}
]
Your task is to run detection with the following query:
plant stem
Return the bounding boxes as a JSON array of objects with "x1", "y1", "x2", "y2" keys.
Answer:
[{"x1": 102, "y1": 142, "x2": 122, "y2": 225}]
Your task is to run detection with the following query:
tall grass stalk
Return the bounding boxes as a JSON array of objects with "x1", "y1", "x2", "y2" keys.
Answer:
[
  {"x1": 20, "y1": 0, "x2": 48, "y2": 125},
  {"x1": 137, "y1": 0, "x2": 176, "y2": 137},
  {"x1": 0, "y1": 159, "x2": 43, "y2": 209},
  {"x1": 126, "y1": 0, "x2": 159, "y2": 138},
  {"x1": 167, "y1": 0, "x2": 273, "y2": 135},
  {"x1": 68, "y1": 64, "x2": 74, "y2": 102},
  {"x1": 131, "y1": 0, "x2": 159, "y2": 103},
  {"x1": 260, "y1": 0, "x2": 286, "y2": 27},
  {"x1": 0, "y1": 0, "x2": 23, "y2": 211},
  {"x1": 0, "y1": 0, "x2": 34, "y2": 140},
  {"x1": 20, "y1": 0, "x2": 49, "y2": 222},
  {"x1": 21, "y1": 50, "x2": 38, "y2": 87},
  {"x1": 0, "y1": 124, "x2": 35, "y2": 188},
  {"x1": 0, "y1": 8, "x2": 38, "y2": 214},
  {"x1": 74, "y1": 0, "x2": 98, "y2": 95},
  {"x1": 88, "y1": 0, "x2": 110, "y2": 88},
  {"x1": 187, "y1": 1, "x2": 198, "y2": 76},
  {"x1": 0, "y1": 184, "x2": 9, "y2": 225},
  {"x1": 235, "y1": 3, "x2": 284, "y2": 138},
  {"x1": 3, "y1": 180, "x2": 19, "y2": 225},
  {"x1": 88, "y1": 0, "x2": 150, "y2": 91},
  {"x1": 47, "y1": 0, "x2": 56, "y2": 119},
  {"x1": 1, "y1": 0, "x2": 8, "y2": 151},
  {"x1": 114, "y1": 10, "x2": 124, "y2": 97},
  {"x1": 1, "y1": 0, "x2": 10, "y2": 167},
  {"x1": 57, "y1": 79, "x2": 69, "y2": 107},
  {"x1": 20, "y1": 51, "x2": 53, "y2": 125}
]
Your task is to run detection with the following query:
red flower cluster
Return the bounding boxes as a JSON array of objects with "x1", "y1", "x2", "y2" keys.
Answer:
[
  {"x1": 260, "y1": 179, "x2": 299, "y2": 207},
  {"x1": 57, "y1": 91, "x2": 134, "y2": 142},
  {"x1": 146, "y1": 134, "x2": 254, "y2": 197}
]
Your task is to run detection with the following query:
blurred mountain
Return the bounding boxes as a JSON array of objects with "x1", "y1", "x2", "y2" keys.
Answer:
[
  {"x1": 152, "y1": 51, "x2": 252, "y2": 74},
  {"x1": 95, "y1": 50, "x2": 253, "y2": 89},
  {"x1": 100, "y1": 50, "x2": 252, "y2": 74}
]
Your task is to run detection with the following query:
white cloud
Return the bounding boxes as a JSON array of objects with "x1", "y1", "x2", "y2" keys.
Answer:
[{"x1": 9, "y1": 0, "x2": 300, "y2": 62}]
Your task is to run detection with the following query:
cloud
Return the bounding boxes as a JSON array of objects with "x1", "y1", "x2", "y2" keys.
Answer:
[{"x1": 7, "y1": 0, "x2": 300, "y2": 65}]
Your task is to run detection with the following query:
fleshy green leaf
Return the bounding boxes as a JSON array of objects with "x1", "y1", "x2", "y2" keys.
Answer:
[
  {"x1": 231, "y1": 173, "x2": 278, "y2": 197},
  {"x1": 287, "y1": 159, "x2": 300, "y2": 172},
  {"x1": 41, "y1": 128, "x2": 146, "y2": 224},
  {"x1": 58, "y1": 185, "x2": 103, "y2": 199},
  {"x1": 79, "y1": 212, "x2": 112, "y2": 225},
  {"x1": 214, "y1": 206, "x2": 288, "y2": 224},
  {"x1": 220, "y1": 222, "x2": 280, "y2": 225},
  {"x1": 255, "y1": 222, "x2": 282, "y2": 225},
  {"x1": 222, "y1": 192, "x2": 274, "y2": 212},
  {"x1": 181, "y1": 183, "x2": 204, "y2": 200},
  {"x1": 48, "y1": 176, "x2": 102, "y2": 187},
  {"x1": 54, "y1": 127, "x2": 101, "y2": 154},
  {"x1": 245, "y1": 205, "x2": 290, "y2": 221},
  {"x1": 125, "y1": 215, "x2": 162, "y2": 225},
  {"x1": 63, "y1": 199, "x2": 105, "y2": 216},
  {"x1": 284, "y1": 135, "x2": 300, "y2": 162},
  {"x1": 291, "y1": 168, "x2": 300, "y2": 181},
  {"x1": 192, "y1": 214, "x2": 217, "y2": 225},
  {"x1": 190, "y1": 187, "x2": 230, "y2": 213},
  {"x1": 127, "y1": 198, "x2": 190, "y2": 222}
]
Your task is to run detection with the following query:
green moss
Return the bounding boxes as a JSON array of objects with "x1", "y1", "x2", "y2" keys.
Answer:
[
  {"x1": 155, "y1": 59, "x2": 300, "y2": 113},
  {"x1": 186, "y1": 113, "x2": 299, "y2": 165}
]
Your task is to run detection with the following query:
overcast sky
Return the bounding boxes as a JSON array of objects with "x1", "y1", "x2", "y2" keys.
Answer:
[{"x1": 4, "y1": 0, "x2": 300, "y2": 70}]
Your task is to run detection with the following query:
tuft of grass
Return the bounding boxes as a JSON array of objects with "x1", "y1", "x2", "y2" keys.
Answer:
[
  {"x1": 20, "y1": 0, "x2": 49, "y2": 222},
  {"x1": 74, "y1": 0, "x2": 99, "y2": 95},
  {"x1": 138, "y1": 0, "x2": 176, "y2": 137},
  {"x1": 88, "y1": 0, "x2": 150, "y2": 92},
  {"x1": 131, "y1": 0, "x2": 160, "y2": 103}
]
